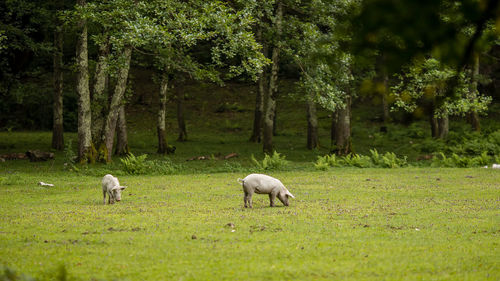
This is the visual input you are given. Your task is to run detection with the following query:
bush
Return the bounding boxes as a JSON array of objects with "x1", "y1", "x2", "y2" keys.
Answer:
[
  {"x1": 342, "y1": 153, "x2": 373, "y2": 168},
  {"x1": 121, "y1": 153, "x2": 148, "y2": 175},
  {"x1": 63, "y1": 139, "x2": 78, "y2": 172},
  {"x1": 370, "y1": 149, "x2": 407, "y2": 168},
  {"x1": 121, "y1": 153, "x2": 181, "y2": 175},
  {"x1": 431, "y1": 151, "x2": 492, "y2": 168},
  {"x1": 314, "y1": 154, "x2": 341, "y2": 170},
  {"x1": 251, "y1": 151, "x2": 289, "y2": 171},
  {"x1": 314, "y1": 150, "x2": 408, "y2": 170}
]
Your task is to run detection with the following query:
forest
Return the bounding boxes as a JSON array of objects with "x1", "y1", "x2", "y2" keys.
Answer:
[{"x1": 0, "y1": 0, "x2": 499, "y2": 280}]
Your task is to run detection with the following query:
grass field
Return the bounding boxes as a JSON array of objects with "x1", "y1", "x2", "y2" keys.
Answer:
[
  {"x1": 1, "y1": 167, "x2": 499, "y2": 280},
  {"x1": 1, "y1": 76, "x2": 499, "y2": 280}
]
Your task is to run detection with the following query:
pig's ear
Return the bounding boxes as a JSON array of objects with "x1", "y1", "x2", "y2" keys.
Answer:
[
  {"x1": 120, "y1": 186, "x2": 127, "y2": 190},
  {"x1": 286, "y1": 190, "x2": 295, "y2": 198}
]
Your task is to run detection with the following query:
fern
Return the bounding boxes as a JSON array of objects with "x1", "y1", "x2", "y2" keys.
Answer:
[
  {"x1": 342, "y1": 153, "x2": 372, "y2": 168},
  {"x1": 121, "y1": 153, "x2": 148, "y2": 174},
  {"x1": 252, "y1": 151, "x2": 289, "y2": 170}
]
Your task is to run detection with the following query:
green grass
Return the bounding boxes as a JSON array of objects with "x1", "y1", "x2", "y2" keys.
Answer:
[
  {"x1": 1, "y1": 77, "x2": 499, "y2": 280},
  {"x1": 1, "y1": 168, "x2": 499, "y2": 280}
]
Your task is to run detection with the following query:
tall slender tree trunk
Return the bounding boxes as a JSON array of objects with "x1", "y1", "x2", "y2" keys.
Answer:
[
  {"x1": 76, "y1": 0, "x2": 92, "y2": 163},
  {"x1": 430, "y1": 116, "x2": 439, "y2": 138},
  {"x1": 115, "y1": 104, "x2": 129, "y2": 155},
  {"x1": 176, "y1": 90, "x2": 187, "y2": 142},
  {"x1": 52, "y1": 24, "x2": 64, "y2": 150},
  {"x1": 332, "y1": 95, "x2": 352, "y2": 156},
  {"x1": 250, "y1": 76, "x2": 265, "y2": 142},
  {"x1": 263, "y1": 0, "x2": 282, "y2": 154},
  {"x1": 378, "y1": 53, "x2": 390, "y2": 123},
  {"x1": 157, "y1": 73, "x2": 170, "y2": 153},
  {"x1": 102, "y1": 47, "x2": 132, "y2": 162},
  {"x1": 382, "y1": 73, "x2": 390, "y2": 122},
  {"x1": 91, "y1": 39, "x2": 110, "y2": 144},
  {"x1": 273, "y1": 106, "x2": 278, "y2": 136},
  {"x1": 437, "y1": 113, "x2": 449, "y2": 139},
  {"x1": 468, "y1": 52, "x2": 481, "y2": 132},
  {"x1": 250, "y1": 27, "x2": 266, "y2": 143},
  {"x1": 306, "y1": 98, "x2": 319, "y2": 149}
]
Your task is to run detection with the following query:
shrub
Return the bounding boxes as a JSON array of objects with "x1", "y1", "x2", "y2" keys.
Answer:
[
  {"x1": 121, "y1": 153, "x2": 181, "y2": 175},
  {"x1": 431, "y1": 152, "x2": 492, "y2": 168},
  {"x1": 120, "y1": 153, "x2": 148, "y2": 175},
  {"x1": 251, "y1": 151, "x2": 289, "y2": 170},
  {"x1": 314, "y1": 154, "x2": 341, "y2": 170},
  {"x1": 63, "y1": 139, "x2": 78, "y2": 172},
  {"x1": 471, "y1": 151, "x2": 491, "y2": 166},
  {"x1": 147, "y1": 159, "x2": 181, "y2": 175},
  {"x1": 342, "y1": 153, "x2": 373, "y2": 168}
]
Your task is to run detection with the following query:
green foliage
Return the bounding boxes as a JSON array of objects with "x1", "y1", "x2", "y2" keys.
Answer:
[
  {"x1": 251, "y1": 151, "x2": 289, "y2": 171},
  {"x1": 370, "y1": 149, "x2": 408, "y2": 168},
  {"x1": 120, "y1": 153, "x2": 149, "y2": 175},
  {"x1": 315, "y1": 149, "x2": 408, "y2": 170},
  {"x1": 391, "y1": 58, "x2": 492, "y2": 118},
  {"x1": 120, "y1": 153, "x2": 181, "y2": 175},
  {"x1": 342, "y1": 153, "x2": 373, "y2": 168},
  {"x1": 63, "y1": 139, "x2": 78, "y2": 172},
  {"x1": 314, "y1": 154, "x2": 341, "y2": 170},
  {"x1": 432, "y1": 151, "x2": 492, "y2": 168}
]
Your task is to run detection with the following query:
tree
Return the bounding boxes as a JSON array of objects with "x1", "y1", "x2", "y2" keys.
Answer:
[
  {"x1": 289, "y1": 0, "x2": 358, "y2": 154},
  {"x1": 52, "y1": 23, "x2": 64, "y2": 150},
  {"x1": 75, "y1": 0, "x2": 93, "y2": 163},
  {"x1": 136, "y1": 0, "x2": 268, "y2": 149},
  {"x1": 101, "y1": 46, "x2": 132, "y2": 162},
  {"x1": 391, "y1": 57, "x2": 492, "y2": 139},
  {"x1": 262, "y1": 0, "x2": 283, "y2": 154}
]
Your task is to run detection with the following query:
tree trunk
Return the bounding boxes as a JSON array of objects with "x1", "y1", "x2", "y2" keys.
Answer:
[
  {"x1": 273, "y1": 106, "x2": 278, "y2": 136},
  {"x1": 437, "y1": 114, "x2": 449, "y2": 139},
  {"x1": 306, "y1": 98, "x2": 319, "y2": 149},
  {"x1": 91, "y1": 39, "x2": 110, "y2": 144},
  {"x1": 382, "y1": 73, "x2": 390, "y2": 122},
  {"x1": 332, "y1": 95, "x2": 352, "y2": 156},
  {"x1": 52, "y1": 24, "x2": 64, "y2": 150},
  {"x1": 430, "y1": 116, "x2": 439, "y2": 138},
  {"x1": 76, "y1": 0, "x2": 92, "y2": 163},
  {"x1": 330, "y1": 111, "x2": 336, "y2": 151},
  {"x1": 176, "y1": 90, "x2": 187, "y2": 142},
  {"x1": 250, "y1": 78, "x2": 264, "y2": 142},
  {"x1": 378, "y1": 53, "x2": 390, "y2": 123},
  {"x1": 114, "y1": 104, "x2": 129, "y2": 155},
  {"x1": 102, "y1": 47, "x2": 132, "y2": 162},
  {"x1": 250, "y1": 27, "x2": 266, "y2": 143},
  {"x1": 157, "y1": 73, "x2": 170, "y2": 153},
  {"x1": 468, "y1": 52, "x2": 481, "y2": 132},
  {"x1": 262, "y1": 0, "x2": 282, "y2": 154}
]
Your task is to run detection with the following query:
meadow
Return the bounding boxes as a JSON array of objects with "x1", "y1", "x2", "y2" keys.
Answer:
[
  {"x1": 1, "y1": 164, "x2": 499, "y2": 280},
  {"x1": 1, "y1": 79, "x2": 500, "y2": 280}
]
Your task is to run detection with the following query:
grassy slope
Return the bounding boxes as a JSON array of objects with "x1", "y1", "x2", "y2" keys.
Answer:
[{"x1": 0, "y1": 168, "x2": 499, "y2": 280}]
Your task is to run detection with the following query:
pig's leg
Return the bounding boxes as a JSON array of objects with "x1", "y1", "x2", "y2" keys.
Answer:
[
  {"x1": 269, "y1": 191, "x2": 277, "y2": 207},
  {"x1": 248, "y1": 192, "x2": 253, "y2": 208},
  {"x1": 244, "y1": 191, "x2": 249, "y2": 208},
  {"x1": 244, "y1": 190, "x2": 254, "y2": 208}
]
